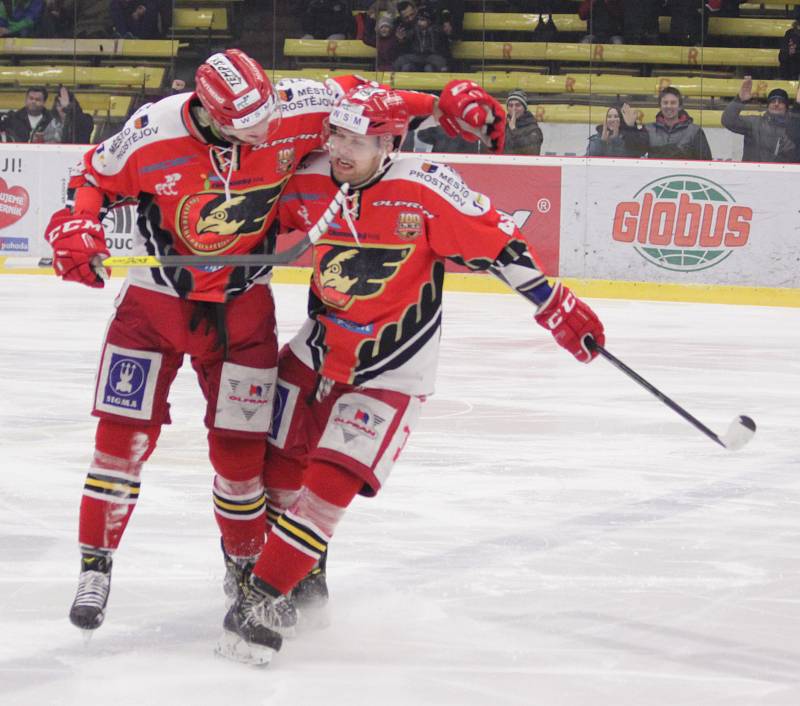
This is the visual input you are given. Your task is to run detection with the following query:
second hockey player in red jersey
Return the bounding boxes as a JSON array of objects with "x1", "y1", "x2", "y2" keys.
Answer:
[
  {"x1": 46, "y1": 48, "x2": 508, "y2": 635},
  {"x1": 216, "y1": 87, "x2": 606, "y2": 665}
]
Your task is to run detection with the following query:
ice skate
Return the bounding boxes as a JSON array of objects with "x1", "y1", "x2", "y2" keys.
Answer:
[
  {"x1": 69, "y1": 553, "x2": 112, "y2": 632},
  {"x1": 291, "y1": 551, "x2": 330, "y2": 630},
  {"x1": 220, "y1": 538, "x2": 256, "y2": 608},
  {"x1": 215, "y1": 576, "x2": 298, "y2": 666}
]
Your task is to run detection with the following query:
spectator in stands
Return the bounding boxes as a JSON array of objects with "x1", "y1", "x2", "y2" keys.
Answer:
[
  {"x1": 364, "y1": 13, "x2": 402, "y2": 70},
  {"x1": 393, "y1": 0, "x2": 417, "y2": 47},
  {"x1": 359, "y1": 0, "x2": 398, "y2": 44},
  {"x1": 414, "y1": 123, "x2": 483, "y2": 153},
  {"x1": 621, "y1": 0, "x2": 659, "y2": 44},
  {"x1": 393, "y1": 5, "x2": 450, "y2": 72},
  {"x1": 110, "y1": 0, "x2": 170, "y2": 39},
  {"x1": 300, "y1": 0, "x2": 356, "y2": 40},
  {"x1": 504, "y1": 89, "x2": 543, "y2": 156},
  {"x1": 418, "y1": 0, "x2": 463, "y2": 41},
  {"x1": 40, "y1": 0, "x2": 113, "y2": 38},
  {"x1": 779, "y1": 9, "x2": 800, "y2": 81},
  {"x1": 667, "y1": 0, "x2": 708, "y2": 46},
  {"x1": 578, "y1": 0, "x2": 624, "y2": 45},
  {"x1": 621, "y1": 87, "x2": 712, "y2": 160},
  {"x1": 0, "y1": 112, "x2": 10, "y2": 142},
  {"x1": 721, "y1": 78, "x2": 795, "y2": 163},
  {"x1": 585, "y1": 104, "x2": 636, "y2": 157},
  {"x1": 715, "y1": 0, "x2": 742, "y2": 17},
  {"x1": 785, "y1": 83, "x2": 800, "y2": 162},
  {"x1": 3, "y1": 87, "x2": 52, "y2": 143},
  {"x1": 42, "y1": 86, "x2": 94, "y2": 144},
  {"x1": 0, "y1": 0, "x2": 44, "y2": 37}
]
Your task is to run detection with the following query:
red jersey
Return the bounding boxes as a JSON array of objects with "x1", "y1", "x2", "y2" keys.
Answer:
[
  {"x1": 278, "y1": 152, "x2": 549, "y2": 396},
  {"x1": 68, "y1": 77, "x2": 435, "y2": 303}
]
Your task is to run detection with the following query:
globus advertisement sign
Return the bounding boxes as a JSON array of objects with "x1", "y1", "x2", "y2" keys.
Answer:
[
  {"x1": 558, "y1": 160, "x2": 799, "y2": 287},
  {"x1": 611, "y1": 174, "x2": 753, "y2": 273}
]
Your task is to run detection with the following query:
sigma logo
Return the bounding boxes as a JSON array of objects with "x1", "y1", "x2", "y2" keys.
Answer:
[
  {"x1": 612, "y1": 175, "x2": 752, "y2": 272},
  {"x1": 207, "y1": 53, "x2": 246, "y2": 92},
  {"x1": 155, "y1": 173, "x2": 182, "y2": 196}
]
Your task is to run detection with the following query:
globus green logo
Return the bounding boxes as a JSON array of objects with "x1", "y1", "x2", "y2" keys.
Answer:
[{"x1": 612, "y1": 175, "x2": 752, "y2": 272}]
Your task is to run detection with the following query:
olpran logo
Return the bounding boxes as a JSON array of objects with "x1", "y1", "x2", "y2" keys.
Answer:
[{"x1": 612, "y1": 175, "x2": 752, "y2": 272}]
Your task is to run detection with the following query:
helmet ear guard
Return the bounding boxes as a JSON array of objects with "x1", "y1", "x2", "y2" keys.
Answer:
[{"x1": 195, "y1": 49, "x2": 280, "y2": 135}]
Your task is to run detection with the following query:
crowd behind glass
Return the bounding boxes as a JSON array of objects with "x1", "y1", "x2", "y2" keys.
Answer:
[{"x1": 2, "y1": 0, "x2": 799, "y2": 163}]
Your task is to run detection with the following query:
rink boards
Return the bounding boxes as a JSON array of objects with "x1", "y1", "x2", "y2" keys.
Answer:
[{"x1": 1, "y1": 145, "x2": 798, "y2": 306}]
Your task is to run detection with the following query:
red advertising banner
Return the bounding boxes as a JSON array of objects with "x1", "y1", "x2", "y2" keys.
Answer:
[{"x1": 453, "y1": 162, "x2": 561, "y2": 276}]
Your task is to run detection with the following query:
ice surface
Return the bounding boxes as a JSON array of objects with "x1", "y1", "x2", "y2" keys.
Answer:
[{"x1": 1, "y1": 275, "x2": 798, "y2": 706}]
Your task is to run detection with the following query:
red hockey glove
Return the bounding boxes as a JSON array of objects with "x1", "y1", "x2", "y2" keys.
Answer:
[
  {"x1": 534, "y1": 283, "x2": 605, "y2": 363},
  {"x1": 436, "y1": 80, "x2": 506, "y2": 153},
  {"x1": 44, "y1": 208, "x2": 110, "y2": 288}
]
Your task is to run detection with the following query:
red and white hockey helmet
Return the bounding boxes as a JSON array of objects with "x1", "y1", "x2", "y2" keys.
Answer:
[
  {"x1": 326, "y1": 85, "x2": 410, "y2": 146},
  {"x1": 195, "y1": 49, "x2": 280, "y2": 132}
]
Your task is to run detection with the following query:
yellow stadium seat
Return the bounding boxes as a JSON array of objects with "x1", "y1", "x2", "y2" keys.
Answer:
[
  {"x1": 172, "y1": 7, "x2": 230, "y2": 34},
  {"x1": 0, "y1": 65, "x2": 165, "y2": 90},
  {"x1": 462, "y1": 13, "x2": 796, "y2": 39},
  {"x1": 528, "y1": 103, "x2": 762, "y2": 128},
  {"x1": 283, "y1": 39, "x2": 779, "y2": 68},
  {"x1": 0, "y1": 91, "x2": 131, "y2": 118},
  {"x1": 266, "y1": 68, "x2": 795, "y2": 101},
  {"x1": 0, "y1": 38, "x2": 181, "y2": 58}
]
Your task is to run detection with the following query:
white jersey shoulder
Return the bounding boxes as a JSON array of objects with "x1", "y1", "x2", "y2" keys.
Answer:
[
  {"x1": 91, "y1": 93, "x2": 190, "y2": 176},
  {"x1": 386, "y1": 157, "x2": 493, "y2": 217},
  {"x1": 276, "y1": 77, "x2": 336, "y2": 118}
]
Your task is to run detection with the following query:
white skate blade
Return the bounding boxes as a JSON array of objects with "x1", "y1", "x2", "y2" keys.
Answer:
[
  {"x1": 720, "y1": 415, "x2": 756, "y2": 451},
  {"x1": 79, "y1": 628, "x2": 96, "y2": 646},
  {"x1": 215, "y1": 630, "x2": 275, "y2": 666}
]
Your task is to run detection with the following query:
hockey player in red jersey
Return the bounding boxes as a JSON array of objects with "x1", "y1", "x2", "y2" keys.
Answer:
[
  {"x1": 45, "y1": 48, "x2": 508, "y2": 633},
  {"x1": 215, "y1": 87, "x2": 606, "y2": 665}
]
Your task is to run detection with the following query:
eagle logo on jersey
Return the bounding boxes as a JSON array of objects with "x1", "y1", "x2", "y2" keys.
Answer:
[
  {"x1": 177, "y1": 181, "x2": 286, "y2": 254},
  {"x1": 313, "y1": 242, "x2": 412, "y2": 309}
]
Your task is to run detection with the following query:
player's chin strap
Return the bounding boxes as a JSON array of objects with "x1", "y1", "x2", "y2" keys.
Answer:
[
  {"x1": 340, "y1": 192, "x2": 360, "y2": 245},
  {"x1": 209, "y1": 144, "x2": 238, "y2": 202}
]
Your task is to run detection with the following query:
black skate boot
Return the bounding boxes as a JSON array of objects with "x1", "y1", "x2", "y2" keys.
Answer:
[
  {"x1": 69, "y1": 552, "x2": 112, "y2": 631},
  {"x1": 215, "y1": 576, "x2": 298, "y2": 666},
  {"x1": 220, "y1": 538, "x2": 256, "y2": 607},
  {"x1": 291, "y1": 550, "x2": 329, "y2": 629}
]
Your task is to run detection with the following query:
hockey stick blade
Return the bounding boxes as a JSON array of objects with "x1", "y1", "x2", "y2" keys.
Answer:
[
  {"x1": 3, "y1": 183, "x2": 350, "y2": 271},
  {"x1": 586, "y1": 339, "x2": 756, "y2": 451}
]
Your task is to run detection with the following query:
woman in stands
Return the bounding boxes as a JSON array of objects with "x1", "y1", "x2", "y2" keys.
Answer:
[{"x1": 585, "y1": 104, "x2": 635, "y2": 158}]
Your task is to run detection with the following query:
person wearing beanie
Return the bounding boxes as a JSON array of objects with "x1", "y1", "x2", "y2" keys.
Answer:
[
  {"x1": 504, "y1": 89, "x2": 543, "y2": 156},
  {"x1": 721, "y1": 76, "x2": 795, "y2": 163}
]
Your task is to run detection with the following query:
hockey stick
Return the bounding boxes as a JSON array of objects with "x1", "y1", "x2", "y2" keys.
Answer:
[
  {"x1": 585, "y1": 339, "x2": 756, "y2": 451},
  {"x1": 4, "y1": 183, "x2": 349, "y2": 271}
]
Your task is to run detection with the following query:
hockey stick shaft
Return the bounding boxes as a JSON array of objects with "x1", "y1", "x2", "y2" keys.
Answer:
[
  {"x1": 586, "y1": 339, "x2": 728, "y2": 448},
  {"x1": 4, "y1": 183, "x2": 349, "y2": 270}
]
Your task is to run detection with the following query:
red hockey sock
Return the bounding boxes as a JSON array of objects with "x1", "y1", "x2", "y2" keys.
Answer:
[
  {"x1": 263, "y1": 449, "x2": 305, "y2": 528},
  {"x1": 253, "y1": 460, "x2": 362, "y2": 595},
  {"x1": 210, "y1": 433, "x2": 268, "y2": 558},
  {"x1": 78, "y1": 419, "x2": 160, "y2": 551}
]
